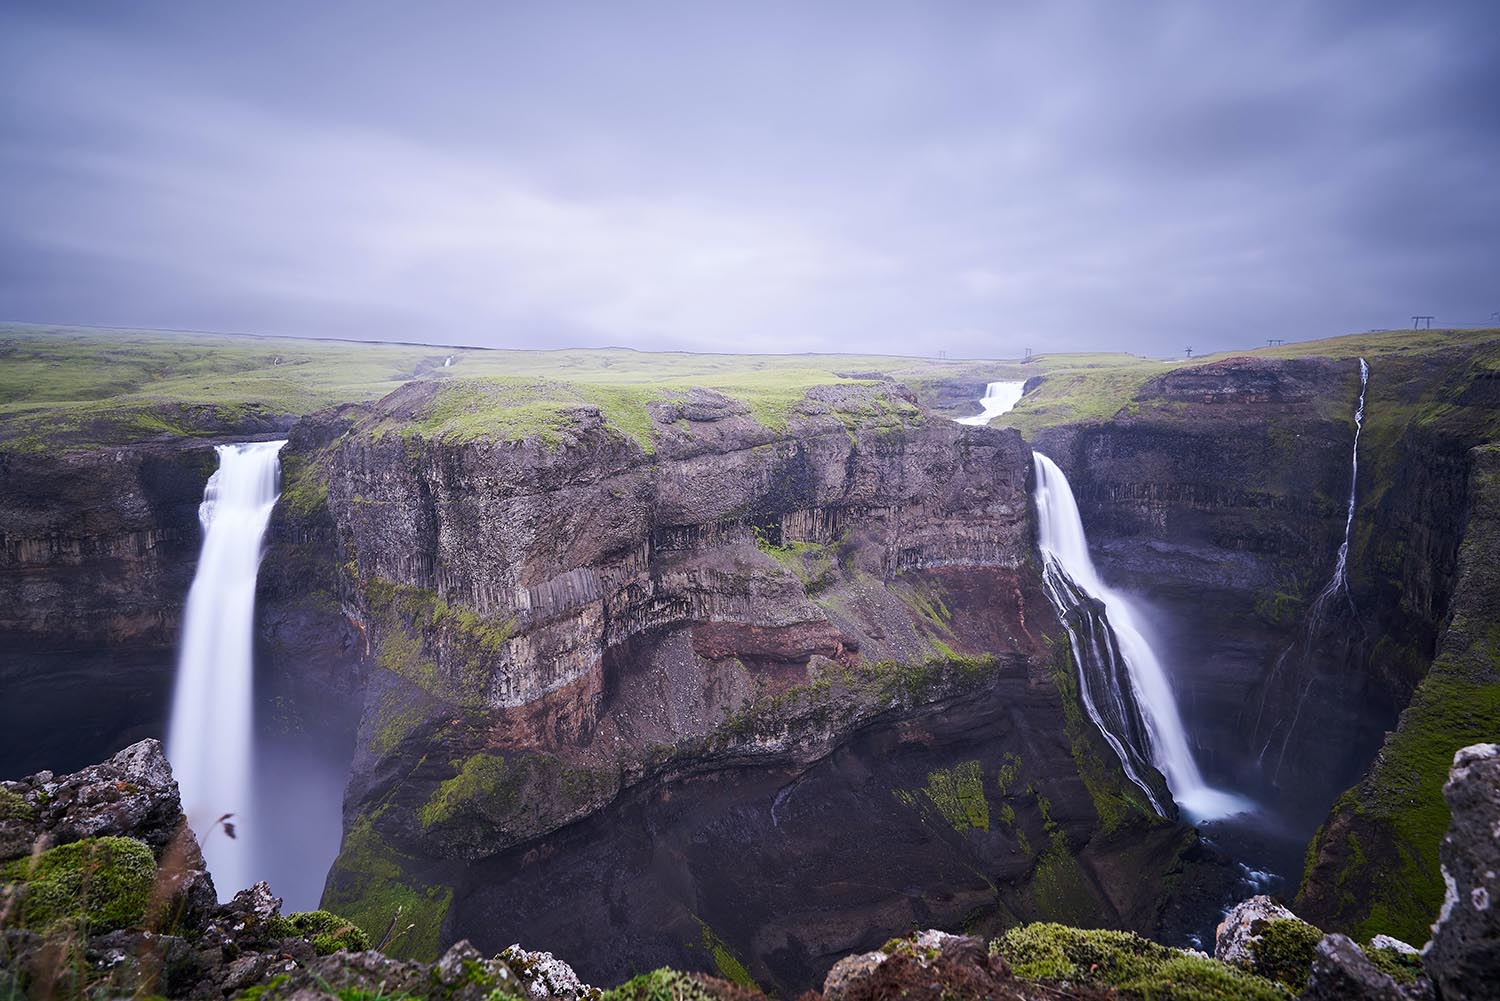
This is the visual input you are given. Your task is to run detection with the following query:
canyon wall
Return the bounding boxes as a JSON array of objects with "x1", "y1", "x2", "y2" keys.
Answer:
[{"x1": 312, "y1": 381, "x2": 1218, "y2": 991}]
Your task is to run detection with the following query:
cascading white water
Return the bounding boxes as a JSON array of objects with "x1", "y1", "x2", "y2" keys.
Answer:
[
  {"x1": 167, "y1": 440, "x2": 287, "y2": 899},
  {"x1": 1033, "y1": 452, "x2": 1250, "y2": 820},
  {"x1": 955, "y1": 381, "x2": 1026, "y2": 425},
  {"x1": 1312, "y1": 357, "x2": 1369, "y2": 617}
]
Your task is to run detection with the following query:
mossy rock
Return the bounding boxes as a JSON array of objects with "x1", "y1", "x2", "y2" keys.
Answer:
[
  {"x1": 0, "y1": 788, "x2": 35, "y2": 823},
  {"x1": 1, "y1": 836, "x2": 156, "y2": 932},
  {"x1": 266, "y1": 909, "x2": 371, "y2": 955},
  {"x1": 1248, "y1": 918, "x2": 1323, "y2": 990},
  {"x1": 1365, "y1": 945, "x2": 1423, "y2": 986},
  {"x1": 993, "y1": 923, "x2": 1289, "y2": 1001},
  {"x1": 600, "y1": 968, "x2": 722, "y2": 1001}
]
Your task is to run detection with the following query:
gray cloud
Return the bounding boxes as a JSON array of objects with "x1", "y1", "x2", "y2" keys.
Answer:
[{"x1": 2, "y1": 1, "x2": 1497, "y2": 356}]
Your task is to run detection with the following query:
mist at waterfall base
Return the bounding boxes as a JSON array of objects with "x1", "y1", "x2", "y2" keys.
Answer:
[{"x1": 166, "y1": 441, "x2": 345, "y2": 909}]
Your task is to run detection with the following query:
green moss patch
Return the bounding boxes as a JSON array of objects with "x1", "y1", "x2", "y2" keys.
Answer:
[
  {"x1": 364, "y1": 578, "x2": 515, "y2": 708},
  {"x1": 2, "y1": 836, "x2": 155, "y2": 932},
  {"x1": 911, "y1": 760, "x2": 990, "y2": 833},
  {"x1": 0, "y1": 788, "x2": 35, "y2": 822},
  {"x1": 1365, "y1": 945, "x2": 1422, "y2": 985},
  {"x1": 266, "y1": 909, "x2": 371, "y2": 954},
  {"x1": 993, "y1": 923, "x2": 1287, "y2": 1001},
  {"x1": 1248, "y1": 918, "x2": 1323, "y2": 990},
  {"x1": 600, "y1": 969, "x2": 721, "y2": 1001}
]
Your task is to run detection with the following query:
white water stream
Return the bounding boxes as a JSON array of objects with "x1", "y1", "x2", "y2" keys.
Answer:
[
  {"x1": 166, "y1": 440, "x2": 287, "y2": 899},
  {"x1": 1312, "y1": 357, "x2": 1369, "y2": 619},
  {"x1": 1033, "y1": 452, "x2": 1250, "y2": 820},
  {"x1": 956, "y1": 381, "x2": 1027, "y2": 425}
]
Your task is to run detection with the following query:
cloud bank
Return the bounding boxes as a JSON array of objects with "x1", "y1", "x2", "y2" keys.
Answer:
[{"x1": 2, "y1": 1, "x2": 1497, "y2": 356}]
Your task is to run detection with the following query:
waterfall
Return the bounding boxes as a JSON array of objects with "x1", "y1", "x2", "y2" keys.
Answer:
[
  {"x1": 956, "y1": 381, "x2": 1026, "y2": 425},
  {"x1": 167, "y1": 440, "x2": 287, "y2": 899},
  {"x1": 1255, "y1": 357, "x2": 1370, "y2": 777},
  {"x1": 1312, "y1": 357, "x2": 1369, "y2": 619},
  {"x1": 1033, "y1": 452, "x2": 1249, "y2": 820}
]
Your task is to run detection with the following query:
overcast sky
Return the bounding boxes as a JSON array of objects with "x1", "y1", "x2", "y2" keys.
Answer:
[{"x1": 2, "y1": 2, "x2": 1497, "y2": 358}]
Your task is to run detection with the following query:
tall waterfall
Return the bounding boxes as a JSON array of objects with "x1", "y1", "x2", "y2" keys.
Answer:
[
  {"x1": 1033, "y1": 452, "x2": 1248, "y2": 820},
  {"x1": 956, "y1": 381, "x2": 1027, "y2": 425},
  {"x1": 167, "y1": 440, "x2": 287, "y2": 899}
]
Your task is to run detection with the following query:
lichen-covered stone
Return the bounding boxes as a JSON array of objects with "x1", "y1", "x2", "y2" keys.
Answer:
[
  {"x1": 1423, "y1": 743, "x2": 1500, "y2": 1001},
  {"x1": 500, "y1": 942, "x2": 599, "y2": 1000},
  {"x1": 1213, "y1": 894, "x2": 1298, "y2": 968}
]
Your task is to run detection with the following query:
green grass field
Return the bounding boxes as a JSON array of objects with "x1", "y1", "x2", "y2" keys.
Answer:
[{"x1": 5, "y1": 321, "x2": 1497, "y2": 452}]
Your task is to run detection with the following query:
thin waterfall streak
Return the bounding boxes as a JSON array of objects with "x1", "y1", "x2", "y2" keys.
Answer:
[
  {"x1": 166, "y1": 440, "x2": 286, "y2": 901},
  {"x1": 1257, "y1": 359, "x2": 1370, "y2": 784}
]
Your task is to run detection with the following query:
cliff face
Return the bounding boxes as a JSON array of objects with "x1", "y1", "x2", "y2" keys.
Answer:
[
  {"x1": 316, "y1": 382, "x2": 1215, "y2": 991},
  {"x1": 0, "y1": 445, "x2": 213, "y2": 777}
]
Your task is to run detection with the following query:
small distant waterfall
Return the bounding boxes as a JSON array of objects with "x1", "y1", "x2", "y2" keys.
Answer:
[
  {"x1": 167, "y1": 440, "x2": 287, "y2": 899},
  {"x1": 1033, "y1": 452, "x2": 1249, "y2": 819},
  {"x1": 1313, "y1": 357, "x2": 1369, "y2": 619},
  {"x1": 1255, "y1": 358, "x2": 1370, "y2": 777},
  {"x1": 956, "y1": 381, "x2": 1026, "y2": 425}
]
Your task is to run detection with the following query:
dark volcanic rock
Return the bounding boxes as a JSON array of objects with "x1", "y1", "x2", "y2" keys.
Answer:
[
  {"x1": 1302, "y1": 934, "x2": 1404, "y2": 1001},
  {"x1": 0, "y1": 738, "x2": 217, "y2": 924},
  {"x1": 1423, "y1": 743, "x2": 1500, "y2": 1001}
]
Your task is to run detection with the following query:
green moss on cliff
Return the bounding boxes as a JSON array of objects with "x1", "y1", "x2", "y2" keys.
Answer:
[
  {"x1": 1046, "y1": 638, "x2": 1156, "y2": 832},
  {"x1": 322, "y1": 813, "x2": 453, "y2": 961},
  {"x1": 911, "y1": 760, "x2": 990, "y2": 833},
  {"x1": 694, "y1": 918, "x2": 757, "y2": 989},
  {"x1": 364, "y1": 578, "x2": 514, "y2": 707},
  {"x1": 416, "y1": 750, "x2": 617, "y2": 845},
  {"x1": 421, "y1": 755, "x2": 511, "y2": 829},
  {"x1": 278, "y1": 451, "x2": 330, "y2": 518},
  {"x1": 1, "y1": 836, "x2": 155, "y2": 932}
]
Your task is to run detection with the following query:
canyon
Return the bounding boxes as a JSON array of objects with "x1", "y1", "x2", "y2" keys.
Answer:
[{"x1": 3, "y1": 326, "x2": 1498, "y2": 992}]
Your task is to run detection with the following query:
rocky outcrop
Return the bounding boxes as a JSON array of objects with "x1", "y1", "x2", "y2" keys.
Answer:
[
  {"x1": 0, "y1": 742, "x2": 606, "y2": 1001},
  {"x1": 1214, "y1": 895, "x2": 1299, "y2": 969},
  {"x1": 1302, "y1": 934, "x2": 1406, "y2": 1001},
  {"x1": 1423, "y1": 743, "x2": 1500, "y2": 1001}
]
